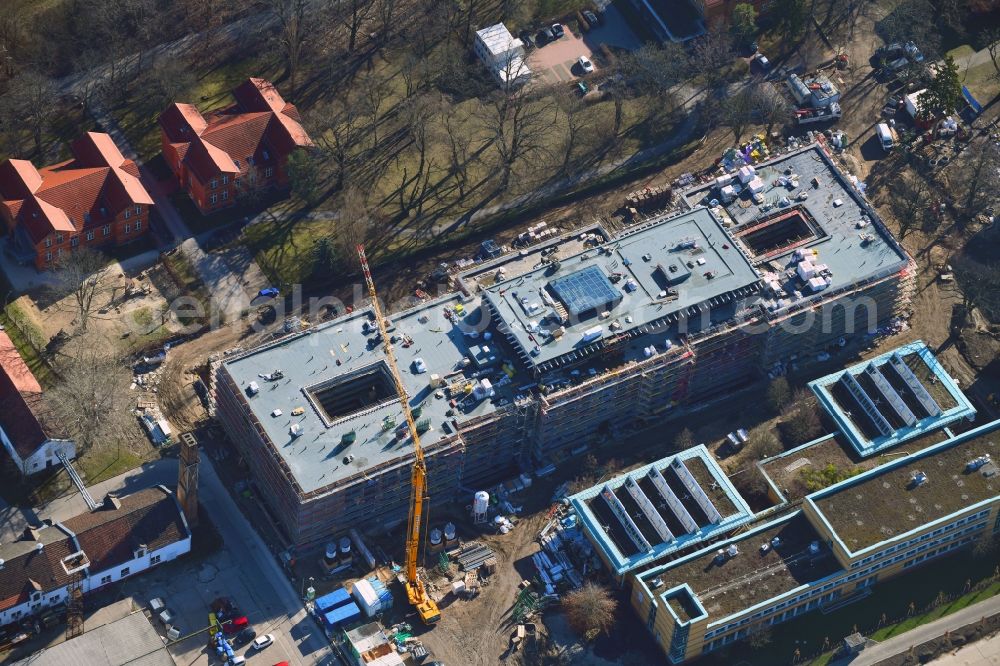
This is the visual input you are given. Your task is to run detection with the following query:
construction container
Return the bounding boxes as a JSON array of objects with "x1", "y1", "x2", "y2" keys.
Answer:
[
  {"x1": 322, "y1": 601, "x2": 361, "y2": 628},
  {"x1": 352, "y1": 577, "x2": 393, "y2": 617},
  {"x1": 314, "y1": 587, "x2": 352, "y2": 613}
]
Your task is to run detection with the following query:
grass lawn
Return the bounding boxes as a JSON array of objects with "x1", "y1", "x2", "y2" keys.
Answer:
[
  {"x1": 76, "y1": 445, "x2": 147, "y2": 485},
  {"x1": 244, "y1": 216, "x2": 331, "y2": 286},
  {"x1": 1, "y1": 301, "x2": 56, "y2": 387},
  {"x1": 704, "y1": 545, "x2": 1000, "y2": 665}
]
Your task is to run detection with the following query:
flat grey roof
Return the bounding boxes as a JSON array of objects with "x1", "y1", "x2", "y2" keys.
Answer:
[
  {"x1": 14, "y1": 611, "x2": 173, "y2": 666},
  {"x1": 483, "y1": 207, "x2": 762, "y2": 372},
  {"x1": 222, "y1": 294, "x2": 511, "y2": 495},
  {"x1": 683, "y1": 145, "x2": 909, "y2": 296}
]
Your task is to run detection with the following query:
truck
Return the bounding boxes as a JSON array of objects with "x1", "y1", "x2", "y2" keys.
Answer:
[
  {"x1": 795, "y1": 102, "x2": 842, "y2": 125},
  {"x1": 876, "y1": 123, "x2": 898, "y2": 152}
]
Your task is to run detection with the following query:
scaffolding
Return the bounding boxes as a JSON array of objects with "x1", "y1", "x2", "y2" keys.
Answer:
[{"x1": 65, "y1": 571, "x2": 84, "y2": 640}]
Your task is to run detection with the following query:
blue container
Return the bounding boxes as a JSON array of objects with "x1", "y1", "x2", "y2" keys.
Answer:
[
  {"x1": 315, "y1": 587, "x2": 352, "y2": 612},
  {"x1": 323, "y1": 601, "x2": 361, "y2": 628}
]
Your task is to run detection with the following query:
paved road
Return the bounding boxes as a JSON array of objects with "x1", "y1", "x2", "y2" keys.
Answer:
[
  {"x1": 834, "y1": 594, "x2": 1000, "y2": 666},
  {"x1": 1, "y1": 453, "x2": 334, "y2": 666},
  {"x1": 928, "y1": 631, "x2": 1000, "y2": 665}
]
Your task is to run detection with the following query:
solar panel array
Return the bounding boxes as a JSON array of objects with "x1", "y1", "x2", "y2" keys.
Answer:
[{"x1": 548, "y1": 266, "x2": 623, "y2": 318}]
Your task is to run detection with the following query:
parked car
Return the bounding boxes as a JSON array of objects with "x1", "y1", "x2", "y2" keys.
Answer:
[
  {"x1": 251, "y1": 634, "x2": 275, "y2": 651},
  {"x1": 578, "y1": 55, "x2": 594, "y2": 74},
  {"x1": 582, "y1": 10, "x2": 599, "y2": 26},
  {"x1": 223, "y1": 616, "x2": 249, "y2": 634},
  {"x1": 232, "y1": 627, "x2": 257, "y2": 648},
  {"x1": 258, "y1": 287, "x2": 280, "y2": 299},
  {"x1": 551, "y1": 23, "x2": 564, "y2": 38},
  {"x1": 537, "y1": 26, "x2": 554, "y2": 44},
  {"x1": 576, "y1": 80, "x2": 589, "y2": 96},
  {"x1": 518, "y1": 29, "x2": 534, "y2": 48}
]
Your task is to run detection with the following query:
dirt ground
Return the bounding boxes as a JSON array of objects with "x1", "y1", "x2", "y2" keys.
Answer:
[{"x1": 16, "y1": 262, "x2": 188, "y2": 357}]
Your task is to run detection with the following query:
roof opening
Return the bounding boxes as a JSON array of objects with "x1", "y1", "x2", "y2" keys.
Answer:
[{"x1": 305, "y1": 361, "x2": 398, "y2": 425}]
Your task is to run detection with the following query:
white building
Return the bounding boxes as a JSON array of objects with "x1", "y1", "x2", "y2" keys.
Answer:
[
  {"x1": 0, "y1": 486, "x2": 191, "y2": 627},
  {"x1": 474, "y1": 23, "x2": 532, "y2": 88},
  {"x1": 0, "y1": 331, "x2": 75, "y2": 476}
]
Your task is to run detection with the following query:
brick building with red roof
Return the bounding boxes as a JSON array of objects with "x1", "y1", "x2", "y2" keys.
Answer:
[
  {"x1": 0, "y1": 132, "x2": 155, "y2": 270},
  {"x1": 159, "y1": 78, "x2": 314, "y2": 215},
  {"x1": 0, "y1": 330, "x2": 75, "y2": 476}
]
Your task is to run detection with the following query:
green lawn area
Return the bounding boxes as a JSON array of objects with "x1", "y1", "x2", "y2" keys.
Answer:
[
  {"x1": 244, "y1": 216, "x2": 331, "y2": 286},
  {"x1": 76, "y1": 445, "x2": 146, "y2": 485},
  {"x1": 1, "y1": 301, "x2": 56, "y2": 388},
  {"x1": 947, "y1": 44, "x2": 977, "y2": 60},
  {"x1": 705, "y1": 545, "x2": 1000, "y2": 665}
]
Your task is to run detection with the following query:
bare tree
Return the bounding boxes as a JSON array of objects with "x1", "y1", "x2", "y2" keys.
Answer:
[
  {"x1": 563, "y1": 582, "x2": 617, "y2": 641},
  {"x1": 673, "y1": 427, "x2": 695, "y2": 449},
  {"x1": 47, "y1": 248, "x2": 117, "y2": 334},
  {"x1": 690, "y1": 25, "x2": 735, "y2": 89},
  {"x1": 8, "y1": 70, "x2": 57, "y2": 156},
  {"x1": 887, "y1": 171, "x2": 932, "y2": 235},
  {"x1": 722, "y1": 86, "x2": 755, "y2": 143},
  {"x1": 360, "y1": 70, "x2": 389, "y2": 147},
  {"x1": 441, "y1": 103, "x2": 472, "y2": 198},
  {"x1": 340, "y1": 0, "x2": 373, "y2": 53},
  {"x1": 765, "y1": 376, "x2": 792, "y2": 413},
  {"x1": 316, "y1": 184, "x2": 372, "y2": 274},
  {"x1": 619, "y1": 42, "x2": 690, "y2": 102},
  {"x1": 268, "y1": 0, "x2": 308, "y2": 93},
  {"x1": 485, "y1": 86, "x2": 557, "y2": 191},
  {"x1": 750, "y1": 82, "x2": 791, "y2": 138},
  {"x1": 311, "y1": 94, "x2": 363, "y2": 189},
  {"x1": 48, "y1": 347, "x2": 133, "y2": 452},
  {"x1": 953, "y1": 140, "x2": 1000, "y2": 221},
  {"x1": 374, "y1": 0, "x2": 396, "y2": 45},
  {"x1": 151, "y1": 55, "x2": 196, "y2": 107},
  {"x1": 983, "y1": 28, "x2": 1000, "y2": 78}
]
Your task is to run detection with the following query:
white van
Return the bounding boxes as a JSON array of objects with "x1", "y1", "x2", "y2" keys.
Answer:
[{"x1": 876, "y1": 123, "x2": 895, "y2": 152}]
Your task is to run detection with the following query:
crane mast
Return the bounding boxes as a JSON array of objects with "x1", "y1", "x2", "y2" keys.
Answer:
[{"x1": 357, "y1": 245, "x2": 441, "y2": 625}]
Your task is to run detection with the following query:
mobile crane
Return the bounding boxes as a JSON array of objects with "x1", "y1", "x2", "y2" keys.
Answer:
[{"x1": 357, "y1": 245, "x2": 441, "y2": 625}]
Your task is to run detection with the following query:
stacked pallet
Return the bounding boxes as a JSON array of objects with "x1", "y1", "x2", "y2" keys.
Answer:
[{"x1": 625, "y1": 186, "x2": 672, "y2": 211}]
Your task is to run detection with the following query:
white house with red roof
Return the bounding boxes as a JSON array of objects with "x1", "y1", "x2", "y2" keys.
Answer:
[{"x1": 0, "y1": 331, "x2": 74, "y2": 475}]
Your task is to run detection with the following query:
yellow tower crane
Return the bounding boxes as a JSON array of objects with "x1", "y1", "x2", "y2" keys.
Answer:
[{"x1": 357, "y1": 245, "x2": 441, "y2": 625}]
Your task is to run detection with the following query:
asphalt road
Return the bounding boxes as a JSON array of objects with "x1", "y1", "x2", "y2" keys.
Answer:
[
  {"x1": 833, "y1": 594, "x2": 1000, "y2": 666},
  {"x1": 2, "y1": 453, "x2": 335, "y2": 665}
]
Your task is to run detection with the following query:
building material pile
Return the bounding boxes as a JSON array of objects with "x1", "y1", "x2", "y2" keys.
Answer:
[
  {"x1": 533, "y1": 512, "x2": 593, "y2": 595},
  {"x1": 625, "y1": 185, "x2": 672, "y2": 211},
  {"x1": 456, "y1": 542, "x2": 496, "y2": 571}
]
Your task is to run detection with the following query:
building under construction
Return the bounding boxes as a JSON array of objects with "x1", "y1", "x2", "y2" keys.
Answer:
[{"x1": 213, "y1": 143, "x2": 916, "y2": 549}]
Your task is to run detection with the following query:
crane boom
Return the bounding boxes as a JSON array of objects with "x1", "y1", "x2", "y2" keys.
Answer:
[{"x1": 357, "y1": 245, "x2": 440, "y2": 625}]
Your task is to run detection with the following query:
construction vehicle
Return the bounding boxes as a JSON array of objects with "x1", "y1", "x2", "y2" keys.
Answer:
[{"x1": 357, "y1": 245, "x2": 441, "y2": 625}]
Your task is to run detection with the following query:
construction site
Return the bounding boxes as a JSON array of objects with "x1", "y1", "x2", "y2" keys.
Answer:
[{"x1": 211, "y1": 142, "x2": 917, "y2": 552}]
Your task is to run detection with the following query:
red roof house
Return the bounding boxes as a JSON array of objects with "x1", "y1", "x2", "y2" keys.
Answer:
[
  {"x1": 159, "y1": 78, "x2": 314, "y2": 215},
  {"x1": 0, "y1": 132, "x2": 155, "y2": 270},
  {"x1": 0, "y1": 330, "x2": 75, "y2": 475}
]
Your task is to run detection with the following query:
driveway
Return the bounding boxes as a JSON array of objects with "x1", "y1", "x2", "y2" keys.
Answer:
[
  {"x1": 529, "y1": 31, "x2": 598, "y2": 85},
  {"x1": 1, "y1": 453, "x2": 335, "y2": 666}
]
